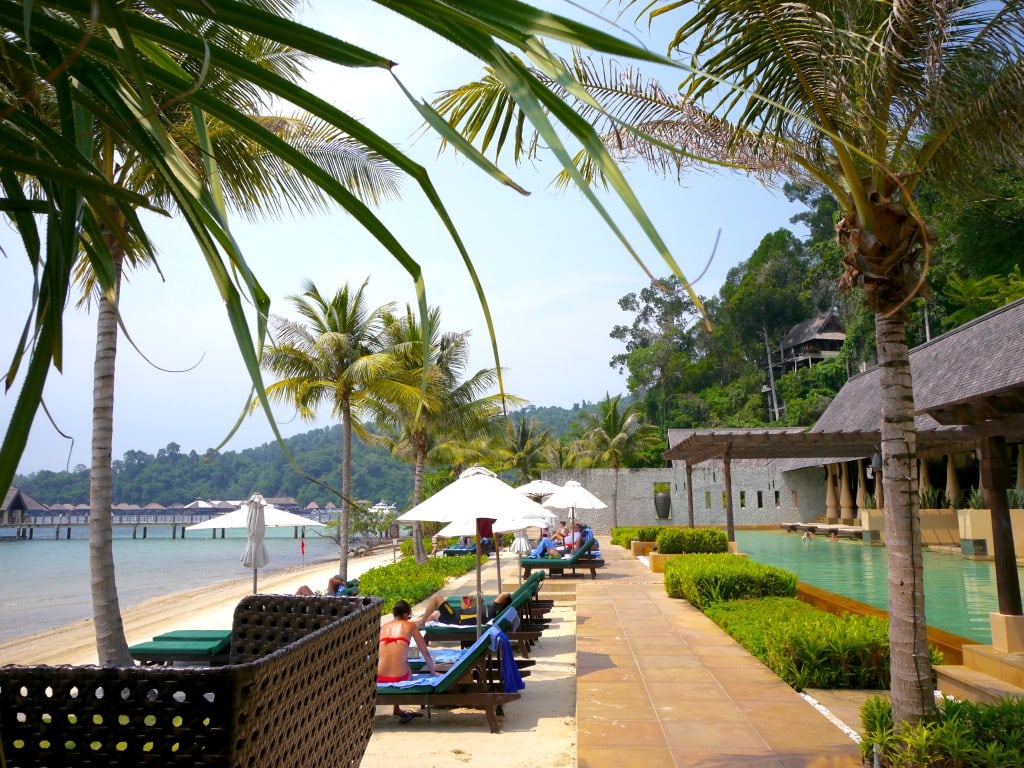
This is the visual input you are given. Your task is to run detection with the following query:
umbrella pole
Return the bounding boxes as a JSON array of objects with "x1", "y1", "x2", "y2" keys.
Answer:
[
  {"x1": 252, "y1": 568, "x2": 258, "y2": 594},
  {"x1": 475, "y1": 546, "x2": 483, "y2": 639},
  {"x1": 494, "y1": 543, "x2": 502, "y2": 591}
]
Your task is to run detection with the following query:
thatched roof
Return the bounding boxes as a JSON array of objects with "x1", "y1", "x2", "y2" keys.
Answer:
[{"x1": 779, "y1": 310, "x2": 844, "y2": 350}]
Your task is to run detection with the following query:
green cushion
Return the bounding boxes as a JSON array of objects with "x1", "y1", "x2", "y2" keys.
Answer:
[
  {"x1": 153, "y1": 629, "x2": 232, "y2": 644},
  {"x1": 129, "y1": 636, "x2": 230, "y2": 659}
]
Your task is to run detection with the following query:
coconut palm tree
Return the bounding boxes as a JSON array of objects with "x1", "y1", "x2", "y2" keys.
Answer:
[
  {"x1": 431, "y1": 0, "x2": 1024, "y2": 726},
  {"x1": 67, "y1": 4, "x2": 400, "y2": 665},
  {"x1": 496, "y1": 416, "x2": 554, "y2": 485},
  {"x1": 1, "y1": 0, "x2": 687, "y2": 506},
  {"x1": 260, "y1": 280, "x2": 394, "y2": 581},
  {"x1": 368, "y1": 305, "x2": 519, "y2": 562},
  {"x1": 580, "y1": 394, "x2": 660, "y2": 528}
]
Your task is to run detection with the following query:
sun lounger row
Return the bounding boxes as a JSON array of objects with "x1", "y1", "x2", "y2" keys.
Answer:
[{"x1": 377, "y1": 572, "x2": 556, "y2": 731}]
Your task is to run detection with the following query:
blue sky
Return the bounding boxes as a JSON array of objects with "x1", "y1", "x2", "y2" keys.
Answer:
[{"x1": 1, "y1": 1, "x2": 804, "y2": 475}]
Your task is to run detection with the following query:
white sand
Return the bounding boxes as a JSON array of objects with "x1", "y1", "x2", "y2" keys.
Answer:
[{"x1": 0, "y1": 552, "x2": 577, "y2": 767}]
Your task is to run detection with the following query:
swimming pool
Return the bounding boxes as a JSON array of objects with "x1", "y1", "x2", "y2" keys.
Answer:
[{"x1": 734, "y1": 530, "x2": 1023, "y2": 643}]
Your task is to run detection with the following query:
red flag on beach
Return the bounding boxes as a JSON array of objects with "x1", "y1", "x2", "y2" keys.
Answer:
[{"x1": 300, "y1": 538, "x2": 306, "y2": 555}]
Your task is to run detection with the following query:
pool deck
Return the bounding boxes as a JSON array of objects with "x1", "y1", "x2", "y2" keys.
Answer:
[{"x1": 573, "y1": 545, "x2": 865, "y2": 768}]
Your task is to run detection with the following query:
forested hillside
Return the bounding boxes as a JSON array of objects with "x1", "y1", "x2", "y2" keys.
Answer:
[{"x1": 15, "y1": 405, "x2": 598, "y2": 507}]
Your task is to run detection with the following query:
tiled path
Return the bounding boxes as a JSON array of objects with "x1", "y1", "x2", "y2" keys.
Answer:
[{"x1": 574, "y1": 548, "x2": 863, "y2": 768}]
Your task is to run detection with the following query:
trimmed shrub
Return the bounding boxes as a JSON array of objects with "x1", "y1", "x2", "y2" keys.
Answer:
[
  {"x1": 656, "y1": 527, "x2": 729, "y2": 554},
  {"x1": 610, "y1": 527, "x2": 638, "y2": 546},
  {"x1": 399, "y1": 537, "x2": 433, "y2": 559},
  {"x1": 636, "y1": 526, "x2": 664, "y2": 542},
  {"x1": 703, "y1": 597, "x2": 921, "y2": 690},
  {"x1": 861, "y1": 695, "x2": 1024, "y2": 767},
  {"x1": 358, "y1": 554, "x2": 478, "y2": 614},
  {"x1": 664, "y1": 554, "x2": 797, "y2": 609}
]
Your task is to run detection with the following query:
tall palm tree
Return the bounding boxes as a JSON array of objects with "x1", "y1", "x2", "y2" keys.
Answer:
[
  {"x1": 260, "y1": 280, "x2": 394, "y2": 580},
  {"x1": 581, "y1": 394, "x2": 660, "y2": 528},
  {"x1": 1, "y1": 1, "x2": 686, "y2": 506},
  {"x1": 368, "y1": 305, "x2": 518, "y2": 562},
  {"x1": 496, "y1": 416, "x2": 553, "y2": 485},
  {"x1": 432, "y1": 0, "x2": 1024, "y2": 726},
  {"x1": 67, "y1": 4, "x2": 400, "y2": 665}
]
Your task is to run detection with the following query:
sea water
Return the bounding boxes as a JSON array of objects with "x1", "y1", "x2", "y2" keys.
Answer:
[{"x1": 0, "y1": 527, "x2": 343, "y2": 643}]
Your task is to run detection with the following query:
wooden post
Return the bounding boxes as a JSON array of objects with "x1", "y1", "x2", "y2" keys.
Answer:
[
  {"x1": 723, "y1": 450, "x2": 735, "y2": 543},
  {"x1": 685, "y1": 463, "x2": 695, "y2": 528},
  {"x1": 980, "y1": 436, "x2": 1022, "y2": 616}
]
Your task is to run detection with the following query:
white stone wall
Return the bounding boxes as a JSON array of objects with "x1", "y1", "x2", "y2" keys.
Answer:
[{"x1": 543, "y1": 463, "x2": 828, "y2": 535}]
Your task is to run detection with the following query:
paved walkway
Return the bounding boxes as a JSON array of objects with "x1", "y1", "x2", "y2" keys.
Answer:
[{"x1": 573, "y1": 546, "x2": 863, "y2": 768}]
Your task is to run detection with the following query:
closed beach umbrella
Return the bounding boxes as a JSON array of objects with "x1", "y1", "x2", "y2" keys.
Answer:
[
  {"x1": 240, "y1": 493, "x2": 270, "y2": 594},
  {"x1": 186, "y1": 496, "x2": 323, "y2": 593},
  {"x1": 542, "y1": 480, "x2": 607, "y2": 533}
]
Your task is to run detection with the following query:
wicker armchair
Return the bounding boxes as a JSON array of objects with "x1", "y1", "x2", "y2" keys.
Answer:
[{"x1": 0, "y1": 594, "x2": 381, "y2": 767}]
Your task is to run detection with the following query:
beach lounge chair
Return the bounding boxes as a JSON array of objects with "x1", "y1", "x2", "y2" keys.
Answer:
[
  {"x1": 129, "y1": 628, "x2": 233, "y2": 666},
  {"x1": 377, "y1": 624, "x2": 524, "y2": 732},
  {"x1": 424, "y1": 602, "x2": 544, "y2": 658},
  {"x1": 520, "y1": 536, "x2": 605, "y2": 579}
]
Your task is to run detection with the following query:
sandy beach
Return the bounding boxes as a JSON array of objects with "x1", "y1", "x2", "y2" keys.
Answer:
[{"x1": 0, "y1": 551, "x2": 577, "y2": 768}]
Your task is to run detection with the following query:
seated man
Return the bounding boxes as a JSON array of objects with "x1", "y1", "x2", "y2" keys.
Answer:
[{"x1": 416, "y1": 592, "x2": 512, "y2": 627}]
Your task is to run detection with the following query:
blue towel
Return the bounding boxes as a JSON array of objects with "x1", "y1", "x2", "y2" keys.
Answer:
[{"x1": 489, "y1": 630, "x2": 525, "y2": 694}]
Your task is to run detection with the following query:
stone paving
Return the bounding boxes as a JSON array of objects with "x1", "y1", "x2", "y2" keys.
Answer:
[{"x1": 573, "y1": 546, "x2": 864, "y2": 768}]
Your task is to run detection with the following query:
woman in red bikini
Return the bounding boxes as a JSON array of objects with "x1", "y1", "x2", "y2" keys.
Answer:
[{"x1": 378, "y1": 600, "x2": 435, "y2": 723}]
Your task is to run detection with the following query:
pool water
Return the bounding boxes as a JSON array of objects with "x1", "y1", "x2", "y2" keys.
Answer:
[{"x1": 734, "y1": 530, "x2": 1024, "y2": 644}]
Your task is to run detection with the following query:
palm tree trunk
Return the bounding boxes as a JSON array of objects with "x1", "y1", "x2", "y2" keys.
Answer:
[
  {"x1": 877, "y1": 310, "x2": 936, "y2": 725},
  {"x1": 90, "y1": 255, "x2": 131, "y2": 666},
  {"x1": 338, "y1": 403, "x2": 352, "y2": 580},
  {"x1": 412, "y1": 444, "x2": 428, "y2": 563},
  {"x1": 611, "y1": 464, "x2": 620, "y2": 529}
]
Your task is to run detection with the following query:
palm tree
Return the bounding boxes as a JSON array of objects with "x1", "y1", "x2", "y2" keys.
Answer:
[
  {"x1": 368, "y1": 305, "x2": 518, "y2": 562},
  {"x1": 260, "y1": 280, "x2": 394, "y2": 580},
  {"x1": 580, "y1": 394, "x2": 660, "y2": 528},
  {"x1": 1, "y1": 1, "x2": 687, "y2": 504},
  {"x1": 432, "y1": 0, "x2": 1024, "y2": 726},
  {"x1": 496, "y1": 416, "x2": 553, "y2": 485},
  {"x1": 70, "y1": 14, "x2": 399, "y2": 665}
]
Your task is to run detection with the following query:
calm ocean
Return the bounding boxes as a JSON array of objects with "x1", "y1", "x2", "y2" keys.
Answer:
[{"x1": 0, "y1": 527, "x2": 342, "y2": 643}]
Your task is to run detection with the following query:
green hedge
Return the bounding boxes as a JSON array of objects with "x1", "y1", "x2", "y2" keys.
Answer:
[
  {"x1": 656, "y1": 527, "x2": 728, "y2": 554},
  {"x1": 702, "y1": 597, "x2": 935, "y2": 690},
  {"x1": 358, "y1": 554, "x2": 478, "y2": 614},
  {"x1": 611, "y1": 525, "x2": 684, "y2": 547},
  {"x1": 861, "y1": 694, "x2": 1024, "y2": 767},
  {"x1": 664, "y1": 554, "x2": 797, "y2": 609}
]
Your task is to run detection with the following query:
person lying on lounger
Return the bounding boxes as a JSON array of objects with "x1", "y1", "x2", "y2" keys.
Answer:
[
  {"x1": 416, "y1": 592, "x2": 513, "y2": 627},
  {"x1": 529, "y1": 529, "x2": 563, "y2": 558},
  {"x1": 379, "y1": 600, "x2": 436, "y2": 723}
]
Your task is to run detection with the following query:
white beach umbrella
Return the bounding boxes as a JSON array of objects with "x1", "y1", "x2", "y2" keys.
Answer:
[
  {"x1": 398, "y1": 466, "x2": 544, "y2": 634},
  {"x1": 240, "y1": 493, "x2": 270, "y2": 594},
  {"x1": 515, "y1": 479, "x2": 563, "y2": 499},
  {"x1": 542, "y1": 480, "x2": 607, "y2": 534},
  {"x1": 186, "y1": 505, "x2": 326, "y2": 531}
]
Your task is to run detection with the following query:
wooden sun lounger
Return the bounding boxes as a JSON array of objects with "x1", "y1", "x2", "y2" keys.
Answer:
[
  {"x1": 520, "y1": 537, "x2": 605, "y2": 579},
  {"x1": 377, "y1": 625, "x2": 523, "y2": 732}
]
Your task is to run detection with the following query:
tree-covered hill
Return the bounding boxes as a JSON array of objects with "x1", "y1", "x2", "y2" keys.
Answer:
[{"x1": 15, "y1": 405, "x2": 596, "y2": 508}]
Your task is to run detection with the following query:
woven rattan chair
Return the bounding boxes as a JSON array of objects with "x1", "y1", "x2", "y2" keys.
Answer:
[{"x1": 0, "y1": 594, "x2": 381, "y2": 767}]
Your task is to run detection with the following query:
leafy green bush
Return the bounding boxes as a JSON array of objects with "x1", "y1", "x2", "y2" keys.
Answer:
[
  {"x1": 636, "y1": 525, "x2": 664, "y2": 542},
  {"x1": 656, "y1": 527, "x2": 729, "y2": 554},
  {"x1": 399, "y1": 537, "x2": 433, "y2": 558},
  {"x1": 861, "y1": 695, "x2": 1024, "y2": 767},
  {"x1": 358, "y1": 554, "x2": 478, "y2": 614},
  {"x1": 664, "y1": 554, "x2": 797, "y2": 609},
  {"x1": 611, "y1": 527, "x2": 640, "y2": 546}
]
